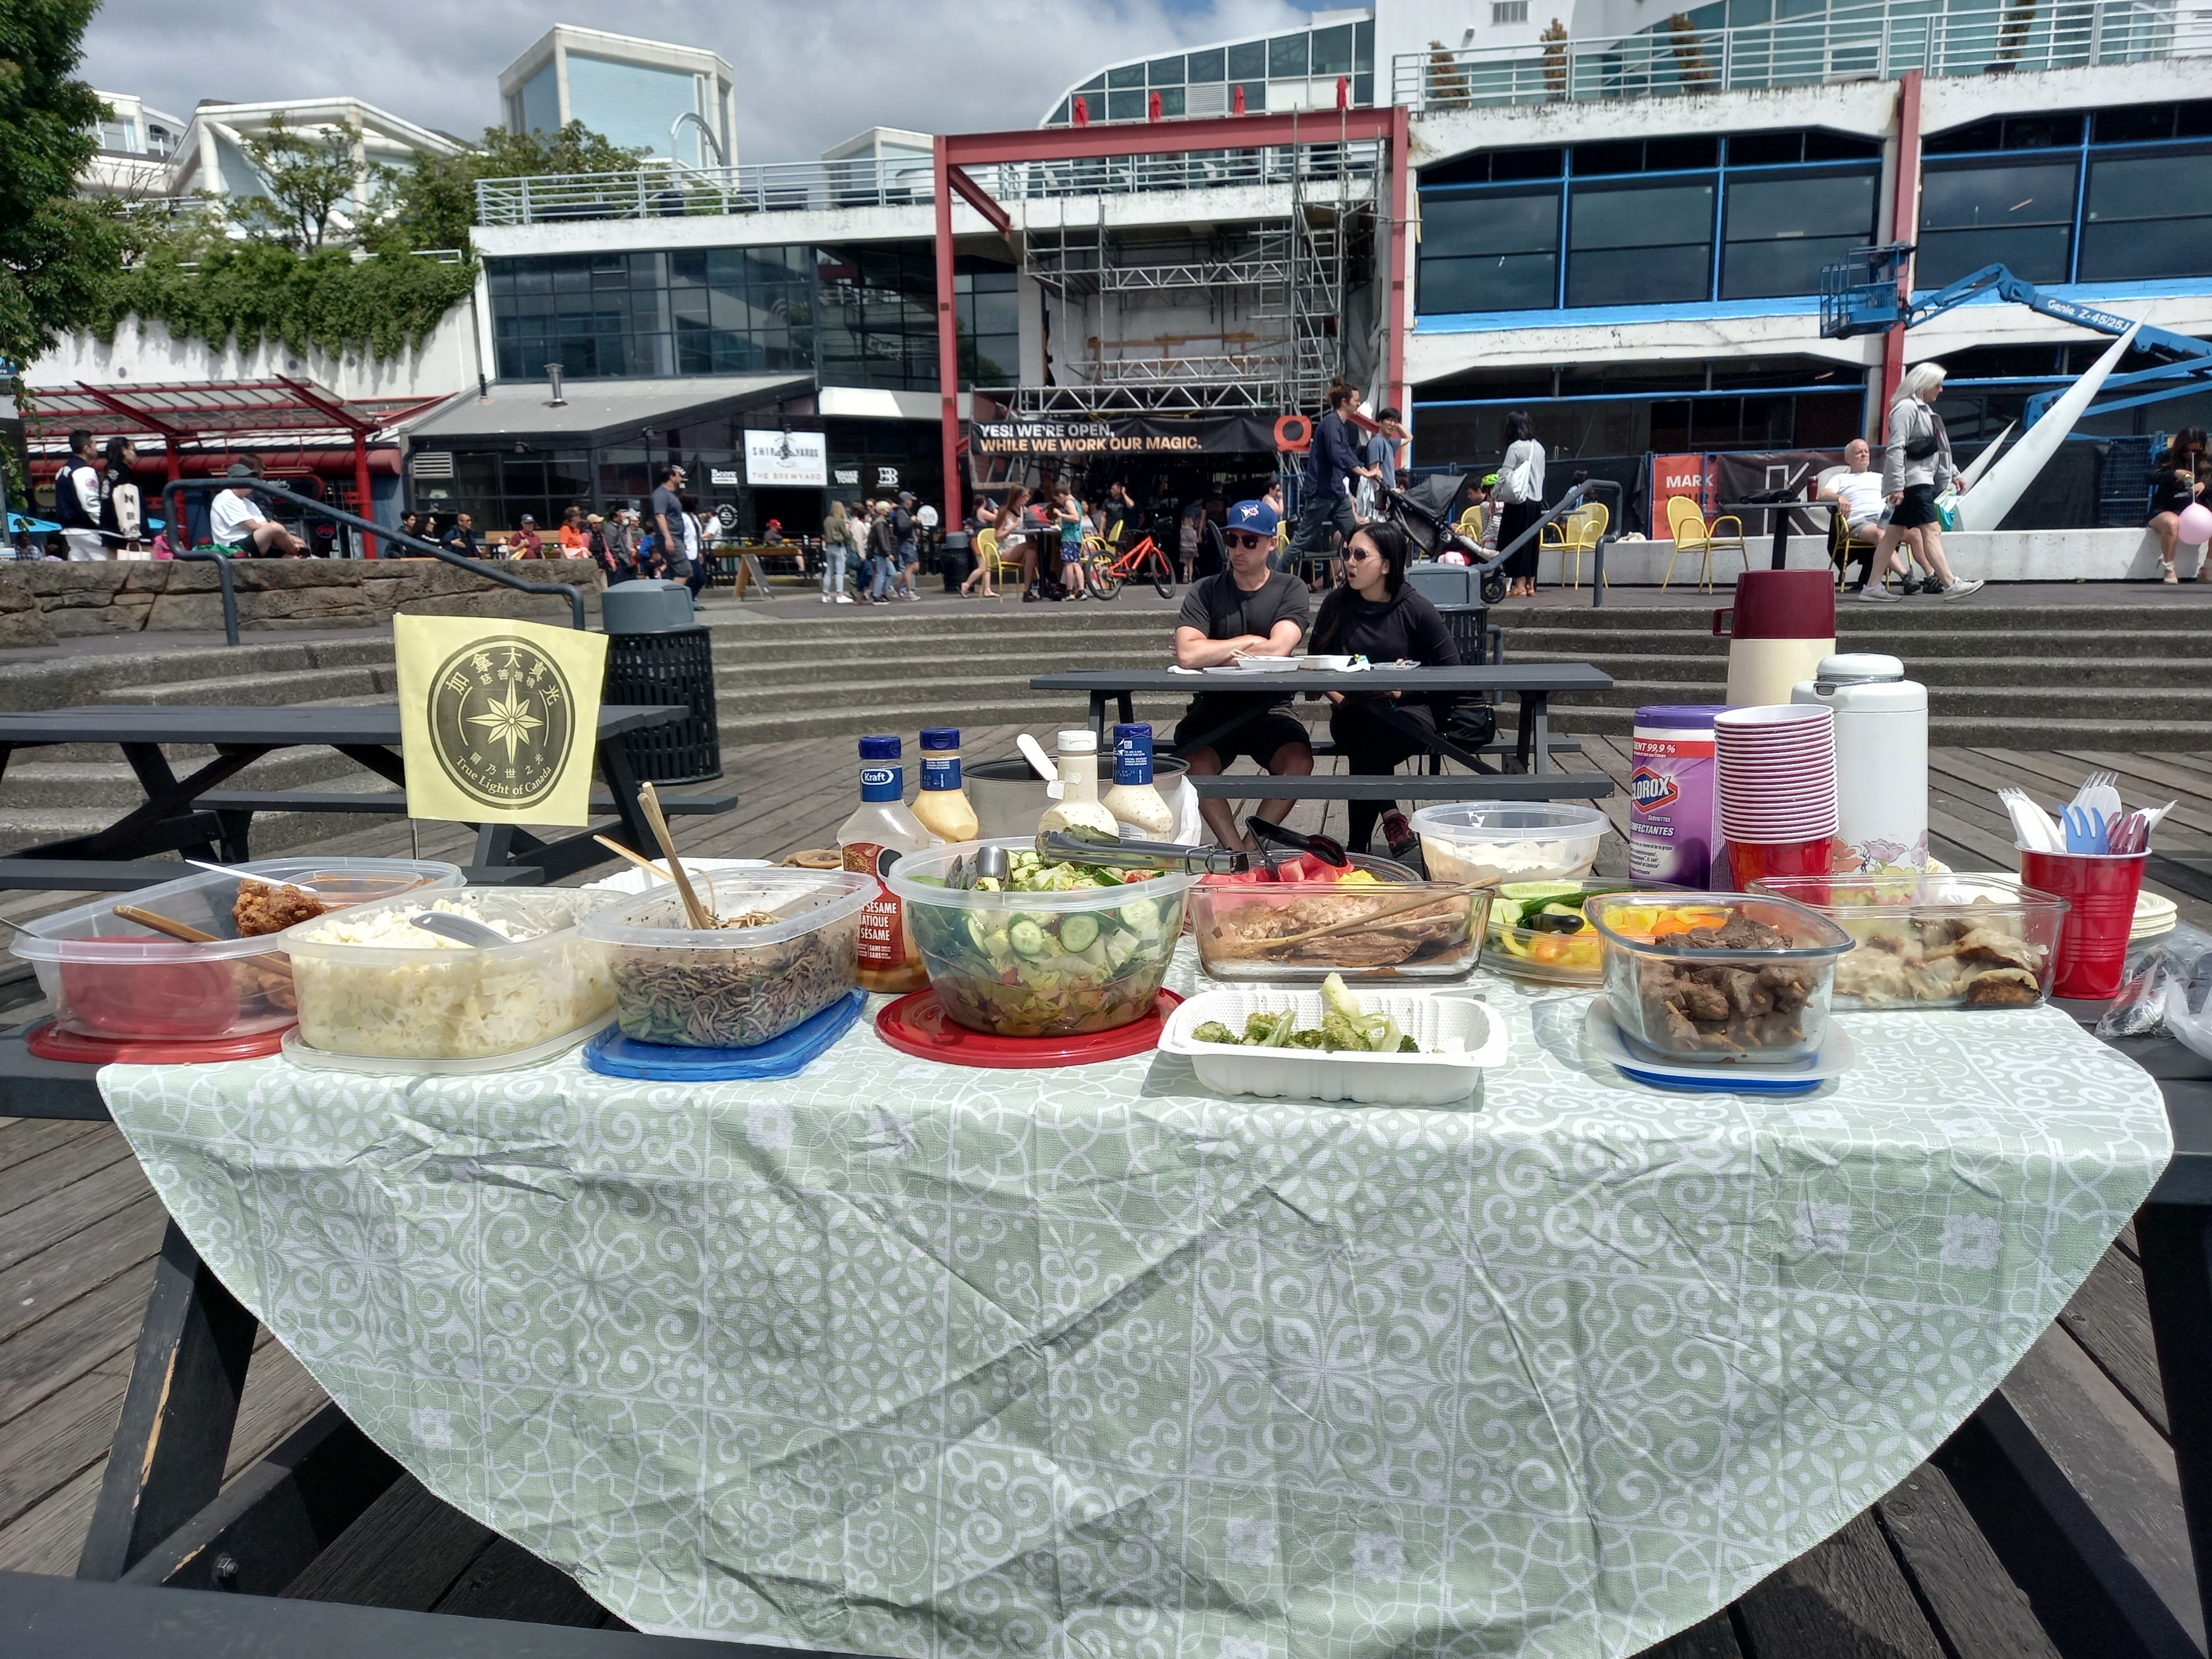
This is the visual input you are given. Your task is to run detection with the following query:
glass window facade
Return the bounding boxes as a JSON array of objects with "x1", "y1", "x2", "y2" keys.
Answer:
[
  {"x1": 1417, "y1": 131, "x2": 1876, "y2": 314},
  {"x1": 1048, "y1": 21, "x2": 1373, "y2": 124},
  {"x1": 487, "y1": 248, "x2": 1016, "y2": 392},
  {"x1": 1917, "y1": 103, "x2": 2212, "y2": 286}
]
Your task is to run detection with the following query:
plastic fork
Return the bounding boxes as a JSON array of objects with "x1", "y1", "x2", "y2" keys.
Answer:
[
  {"x1": 2072, "y1": 769, "x2": 2124, "y2": 828},
  {"x1": 2060, "y1": 805, "x2": 2105, "y2": 854}
]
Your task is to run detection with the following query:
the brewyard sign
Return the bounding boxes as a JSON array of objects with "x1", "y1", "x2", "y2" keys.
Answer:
[{"x1": 395, "y1": 615, "x2": 608, "y2": 825}]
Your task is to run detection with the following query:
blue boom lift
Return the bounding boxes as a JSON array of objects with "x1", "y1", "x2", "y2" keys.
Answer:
[{"x1": 1818, "y1": 243, "x2": 2212, "y2": 427}]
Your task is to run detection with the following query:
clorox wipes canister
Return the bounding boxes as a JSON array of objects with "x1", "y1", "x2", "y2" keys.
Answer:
[{"x1": 1629, "y1": 704, "x2": 1729, "y2": 885}]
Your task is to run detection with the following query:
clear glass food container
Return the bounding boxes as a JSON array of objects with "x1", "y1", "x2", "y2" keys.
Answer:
[
  {"x1": 1193, "y1": 878, "x2": 1487, "y2": 983},
  {"x1": 1586, "y1": 890, "x2": 1854, "y2": 1066},
  {"x1": 9, "y1": 857, "x2": 462, "y2": 1041},
  {"x1": 1410, "y1": 801, "x2": 1611, "y2": 886},
  {"x1": 1482, "y1": 878, "x2": 1664, "y2": 985},
  {"x1": 284, "y1": 887, "x2": 619, "y2": 1060},
  {"x1": 581, "y1": 869, "x2": 874, "y2": 1049},
  {"x1": 1746, "y1": 873, "x2": 2069, "y2": 1010},
  {"x1": 886, "y1": 837, "x2": 1196, "y2": 1037}
]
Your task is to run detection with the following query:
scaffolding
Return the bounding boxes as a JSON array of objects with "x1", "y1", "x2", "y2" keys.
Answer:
[{"x1": 1004, "y1": 145, "x2": 1385, "y2": 418}]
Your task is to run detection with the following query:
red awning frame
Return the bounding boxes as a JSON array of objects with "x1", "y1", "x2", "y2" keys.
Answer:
[{"x1": 17, "y1": 377, "x2": 448, "y2": 555}]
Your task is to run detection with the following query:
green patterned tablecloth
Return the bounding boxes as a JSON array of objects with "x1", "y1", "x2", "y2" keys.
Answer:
[{"x1": 97, "y1": 957, "x2": 2169, "y2": 1658}]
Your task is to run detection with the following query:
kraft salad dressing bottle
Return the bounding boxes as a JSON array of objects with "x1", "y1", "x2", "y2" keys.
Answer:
[
  {"x1": 1100, "y1": 723, "x2": 1175, "y2": 843},
  {"x1": 839, "y1": 735, "x2": 931, "y2": 994},
  {"x1": 910, "y1": 727, "x2": 979, "y2": 846}
]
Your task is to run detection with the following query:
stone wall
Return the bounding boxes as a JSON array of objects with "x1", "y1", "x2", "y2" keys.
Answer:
[{"x1": 0, "y1": 559, "x2": 607, "y2": 646}]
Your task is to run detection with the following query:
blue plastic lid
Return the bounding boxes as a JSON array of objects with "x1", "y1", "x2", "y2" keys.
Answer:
[
  {"x1": 583, "y1": 989, "x2": 867, "y2": 1082},
  {"x1": 919, "y1": 728, "x2": 959, "y2": 749},
  {"x1": 858, "y1": 735, "x2": 901, "y2": 759},
  {"x1": 1112, "y1": 723, "x2": 1153, "y2": 744},
  {"x1": 1634, "y1": 704, "x2": 1727, "y2": 728}
]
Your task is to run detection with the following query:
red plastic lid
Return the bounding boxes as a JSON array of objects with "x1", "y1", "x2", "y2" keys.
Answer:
[
  {"x1": 1725, "y1": 569, "x2": 1836, "y2": 640},
  {"x1": 875, "y1": 989, "x2": 1182, "y2": 1069},
  {"x1": 27, "y1": 1020, "x2": 290, "y2": 1066}
]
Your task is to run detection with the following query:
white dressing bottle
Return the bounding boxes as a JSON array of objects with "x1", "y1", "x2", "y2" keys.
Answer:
[
  {"x1": 1036, "y1": 729, "x2": 1120, "y2": 840},
  {"x1": 1100, "y1": 723, "x2": 1175, "y2": 842}
]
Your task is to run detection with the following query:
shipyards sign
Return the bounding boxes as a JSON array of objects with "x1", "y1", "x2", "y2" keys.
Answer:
[{"x1": 967, "y1": 414, "x2": 1283, "y2": 460}]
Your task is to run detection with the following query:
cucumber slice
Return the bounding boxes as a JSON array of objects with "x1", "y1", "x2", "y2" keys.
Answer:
[
  {"x1": 965, "y1": 914, "x2": 994, "y2": 951},
  {"x1": 1059, "y1": 912, "x2": 1101, "y2": 953},
  {"x1": 1118, "y1": 897, "x2": 1160, "y2": 932},
  {"x1": 1008, "y1": 918, "x2": 1049, "y2": 957},
  {"x1": 1499, "y1": 880, "x2": 1587, "y2": 904}
]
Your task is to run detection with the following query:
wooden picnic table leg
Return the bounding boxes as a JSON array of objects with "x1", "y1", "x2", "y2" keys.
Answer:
[
  {"x1": 1513, "y1": 696, "x2": 1536, "y2": 776},
  {"x1": 596, "y1": 731, "x2": 656, "y2": 856},
  {"x1": 77, "y1": 1220, "x2": 257, "y2": 1581},
  {"x1": 89, "y1": 745, "x2": 270, "y2": 860},
  {"x1": 1529, "y1": 693, "x2": 1554, "y2": 777},
  {"x1": 2134, "y1": 1203, "x2": 2212, "y2": 1631}
]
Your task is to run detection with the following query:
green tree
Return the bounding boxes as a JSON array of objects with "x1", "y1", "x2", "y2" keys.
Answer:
[
  {"x1": 371, "y1": 120, "x2": 648, "y2": 254},
  {"x1": 0, "y1": 0, "x2": 119, "y2": 378},
  {"x1": 237, "y1": 112, "x2": 363, "y2": 254}
]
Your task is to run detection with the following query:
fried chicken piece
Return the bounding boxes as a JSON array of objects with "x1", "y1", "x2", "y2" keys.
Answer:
[
  {"x1": 1961, "y1": 967, "x2": 2041, "y2": 1006},
  {"x1": 232, "y1": 880, "x2": 327, "y2": 937}
]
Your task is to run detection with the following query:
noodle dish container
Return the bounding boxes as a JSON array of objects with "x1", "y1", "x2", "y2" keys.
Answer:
[
  {"x1": 581, "y1": 869, "x2": 873, "y2": 1049},
  {"x1": 283, "y1": 886, "x2": 619, "y2": 1062}
]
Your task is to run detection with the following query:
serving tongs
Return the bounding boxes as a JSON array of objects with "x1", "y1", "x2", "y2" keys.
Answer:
[{"x1": 1036, "y1": 829, "x2": 1251, "y2": 876}]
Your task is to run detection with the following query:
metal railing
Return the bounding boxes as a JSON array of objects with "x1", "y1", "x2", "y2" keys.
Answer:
[
  {"x1": 474, "y1": 144, "x2": 1384, "y2": 227},
  {"x1": 159, "y1": 479, "x2": 587, "y2": 646},
  {"x1": 1394, "y1": 0, "x2": 2208, "y2": 108}
]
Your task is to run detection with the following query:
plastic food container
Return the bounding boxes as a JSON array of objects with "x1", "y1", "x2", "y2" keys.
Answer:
[
  {"x1": 1193, "y1": 879, "x2": 1487, "y2": 983},
  {"x1": 581, "y1": 869, "x2": 873, "y2": 1048},
  {"x1": 1483, "y1": 879, "x2": 1656, "y2": 985},
  {"x1": 10, "y1": 857, "x2": 463, "y2": 1041},
  {"x1": 1747, "y1": 873, "x2": 2068, "y2": 1010},
  {"x1": 284, "y1": 887, "x2": 619, "y2": 1061},
  {"x1": 886, "y1": 837, "x2": 1196, "y2": 1037},
  {"x1": 1586, "y1": 890, "x2": 1854, "y2": 1066},
  {"x1": 1410, "y1": 802, "x2": 1611, "y2": 886},
  {"x1": 1160, "y1": 984, "x2": 1509, "y2": 1106}
]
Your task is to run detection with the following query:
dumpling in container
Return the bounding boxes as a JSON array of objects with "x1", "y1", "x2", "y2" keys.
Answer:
[{"x1": 1962, "y1": 967, "x2": 2042, "y2": 1007}]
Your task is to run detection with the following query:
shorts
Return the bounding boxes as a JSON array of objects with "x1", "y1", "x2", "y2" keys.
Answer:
[
  {"x1": 1174, "y1": 706, "x2": 1312, "y2": 770},
  {"x1": 1888, "y1": 483, "x2": 1942, "y2": 529}
]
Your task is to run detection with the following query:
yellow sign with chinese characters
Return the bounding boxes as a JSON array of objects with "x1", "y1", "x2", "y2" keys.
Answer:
[{"x1": 394, "y1": 615, "x2": 608, "y2": 825}]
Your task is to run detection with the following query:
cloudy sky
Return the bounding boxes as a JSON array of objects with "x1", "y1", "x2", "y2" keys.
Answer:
[{"x1": 81, "y1": 0, "x2": 1326, "y2": 161}]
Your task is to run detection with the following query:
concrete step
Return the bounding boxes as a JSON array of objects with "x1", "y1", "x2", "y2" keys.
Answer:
[
  {"x1": 0, "y1": 636, "x2": 394, "y2": 713},
  {"x1": 1497, "y1": 625, "x2": 2200, "y2": 661},
  {"x1": 1552, "y1": 674, "x2": 2211, "y2": 721},
  {"x1": 719, "y1": 644, "x2": 1177, "y2": 690},
  {"x1": 1501, "y1": 601, "x2": 2195, "y2": 632},
  {"x1": 1552, "y1": 704, "x2": 2212, "y2": 750},
  {"x1": 95, "y1": 663, "x2": 400, "y2": 708},
  {"x1": 727, "y1": 694, "x2": 1195, "y2": 749},
  {"x1": 1503, "y1": 651, "x2": 2212, "y2": 691},
  {"x1": 0, "y1": 799, "x2": 392, "y2": 857}
]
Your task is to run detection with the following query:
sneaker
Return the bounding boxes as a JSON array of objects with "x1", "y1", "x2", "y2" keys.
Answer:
[
  {"x1": 821, "y1": 594, "x2": 832, "y2": 603},
  {"x1": 834, "y1": 593, "x2": 853, "y2": 604},
  {"x1": 1919, "y1": 580, "x2": 1948, "y2": 598},
  {"x1": 1937, "y1": 577, "x2": 1984, "y2": 601},
  {"x1": 1898, "y1": 577, "x2": 1926, "y2": 597},
  {"x1": 1856, "y1": 582, "x2": 1900, "y2": 602}
]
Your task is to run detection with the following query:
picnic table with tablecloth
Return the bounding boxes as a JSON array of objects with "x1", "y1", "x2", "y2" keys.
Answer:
[{"x1": 95, "y1": 948, "x2": 2171, "y2": 1657}]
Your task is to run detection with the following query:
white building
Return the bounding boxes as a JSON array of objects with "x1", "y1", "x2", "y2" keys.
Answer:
[
  {"x1": 498, "y1": 25, "x2": 737, "y2": 169},
  {"x1": 79, "y1": 90, "x2": 187, "y2": 199}
]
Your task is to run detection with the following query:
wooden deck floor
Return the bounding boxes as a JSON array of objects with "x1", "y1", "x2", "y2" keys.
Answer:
[{"x1": 1, "y1": 725, "x2": 2205, "y2": 1655}]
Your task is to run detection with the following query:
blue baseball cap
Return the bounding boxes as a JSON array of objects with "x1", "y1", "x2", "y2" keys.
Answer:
[{"x1": 1225, "y1": 499, "x2": 1278, "y2": 537}]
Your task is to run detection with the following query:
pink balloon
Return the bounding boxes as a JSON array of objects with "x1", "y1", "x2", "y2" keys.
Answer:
[{"x1": 2181, "y1": 502, "x2": 2212, "y2": 546}]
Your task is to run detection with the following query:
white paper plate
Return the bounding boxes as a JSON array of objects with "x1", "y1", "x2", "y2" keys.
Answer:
[
  {"x1": 1160, "y1": 984, "x2": 1506, "y2": 1106},
  {"x1": 1582, "y1": 1000, "x2": 1852, "y2": 1095},
  {"x1": 1300, "y1": 654, "x2": 1354, "y2": 671},
  {"x1": 281, "y1": 1013, "x2": 615, "y2": 1076},
  {"x1": 1201, "y1": 658, "x2": 1301, "y2": 675}
]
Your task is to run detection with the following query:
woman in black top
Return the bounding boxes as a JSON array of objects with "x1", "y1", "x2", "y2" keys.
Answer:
[
  {"x1": 2150, "y1": 426, "x2": 2208, "y2": 582},
  {"x1": 1308, "y1": 521, "x2": 1459, "y2": 858}
]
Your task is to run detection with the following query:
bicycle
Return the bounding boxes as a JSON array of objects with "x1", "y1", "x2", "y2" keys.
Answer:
[{"x1": 1078, "y1": 526, "x2": 1177, "y2": 599}]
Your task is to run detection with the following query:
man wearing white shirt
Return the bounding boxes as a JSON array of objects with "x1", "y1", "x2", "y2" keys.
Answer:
[
  {"x1": 54, "y1": 430, "x2": 106, "y2": 562},
  {"x1": 208, "y1": 462, "x2": 305, "y2": 556},
  {"x1": 1819, "y1": 437, "x2": 1897, "y2": 599}
]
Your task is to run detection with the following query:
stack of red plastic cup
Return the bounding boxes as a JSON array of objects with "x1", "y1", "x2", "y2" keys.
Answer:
[
  {"x1": 1716, "y1": 704, "x2": 1840, "y2": 889},
  {"x1": 2019, "y1": 847, "x2": 2145, "y2": 999}
]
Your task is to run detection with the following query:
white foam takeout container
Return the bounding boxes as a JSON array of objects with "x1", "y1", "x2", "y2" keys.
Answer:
[{"x1": 1159, "y1": 983, "x2": 1507, "y2": 1107}]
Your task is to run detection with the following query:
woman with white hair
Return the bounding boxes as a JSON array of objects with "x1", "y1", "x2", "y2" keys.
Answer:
[{"x1": 1867, "y1": 361, "x2": 1983, "y2": 601}]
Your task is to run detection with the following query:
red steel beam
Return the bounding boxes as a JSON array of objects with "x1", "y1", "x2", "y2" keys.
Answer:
[
  {"x1": 933, "y1": 135, "x2": 963, "y2": 541},
  {"x1": 1879, "y1": 70, "x2": 1923, "y2": 437},
  {"x1": 945, "y1": 164, "x2": 1012, "y2": 238},
  {"x1": 59, "y1": 384, "x2": 194, "y2": 441},
  {"x1": 941, "y1": 107, "x2": 1396, "y2": 167},
  {"x1": 1385, "y1": 102, "x2": 1411, "y2": 420},
  {"x1": 274, "y1": 375, "x2": 378, "y2": 438}
]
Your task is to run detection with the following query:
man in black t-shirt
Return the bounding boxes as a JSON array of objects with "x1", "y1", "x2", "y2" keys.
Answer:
[{"x1": 1171, "y1": 497, "x2": 1313, "y2": 849}]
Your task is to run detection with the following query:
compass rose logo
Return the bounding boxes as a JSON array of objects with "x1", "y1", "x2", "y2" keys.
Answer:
[{"x1": 426, "y1": 636, "x2": 576, "y2": 810}]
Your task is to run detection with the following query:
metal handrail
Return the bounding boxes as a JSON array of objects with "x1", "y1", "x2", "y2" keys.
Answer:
[
  {"x1": 473, "y1": 143, "x2": 1384, "y2": 227},
  {"x1": 1394, "y1": 0, "x2": 2206, "y2": 109},
  {"x1": 159, "y1": 479, "x2": 587, "y2": 644}
]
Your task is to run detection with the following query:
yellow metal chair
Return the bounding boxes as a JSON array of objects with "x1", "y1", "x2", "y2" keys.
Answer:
[
  {"x1": 973, "y1": 526, "x2": 1009, "y2": 601},
  {"x1": 1454, "y1": 505, "x2": 1484, "y2": 543},
  {"x1": 1665, "y1": 495, "x2": 1748, "y2": 593},
  {"x1": 1562, "y1": 501, "x2": 1610, "y2": 591}
]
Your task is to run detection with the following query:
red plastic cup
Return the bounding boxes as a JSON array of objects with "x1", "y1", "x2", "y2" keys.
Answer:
[
  {"x1": 2019, "y1": 848, "x2": 2143, "y2": 999},
  {"x1": 1727, "y1": 836, "x2": 1842, "y2": 891}
]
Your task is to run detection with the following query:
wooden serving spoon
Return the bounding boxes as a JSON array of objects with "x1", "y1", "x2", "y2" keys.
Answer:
[
  {"x1": 592, "y1": 835, "x2": 674, "y2": 884},
  {"x1": 1261, "y1": 885, "x2": 1483, "y2": 950},
  {"x1": 114, "y1": 905, "x2": 290, "y2": 976}
]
